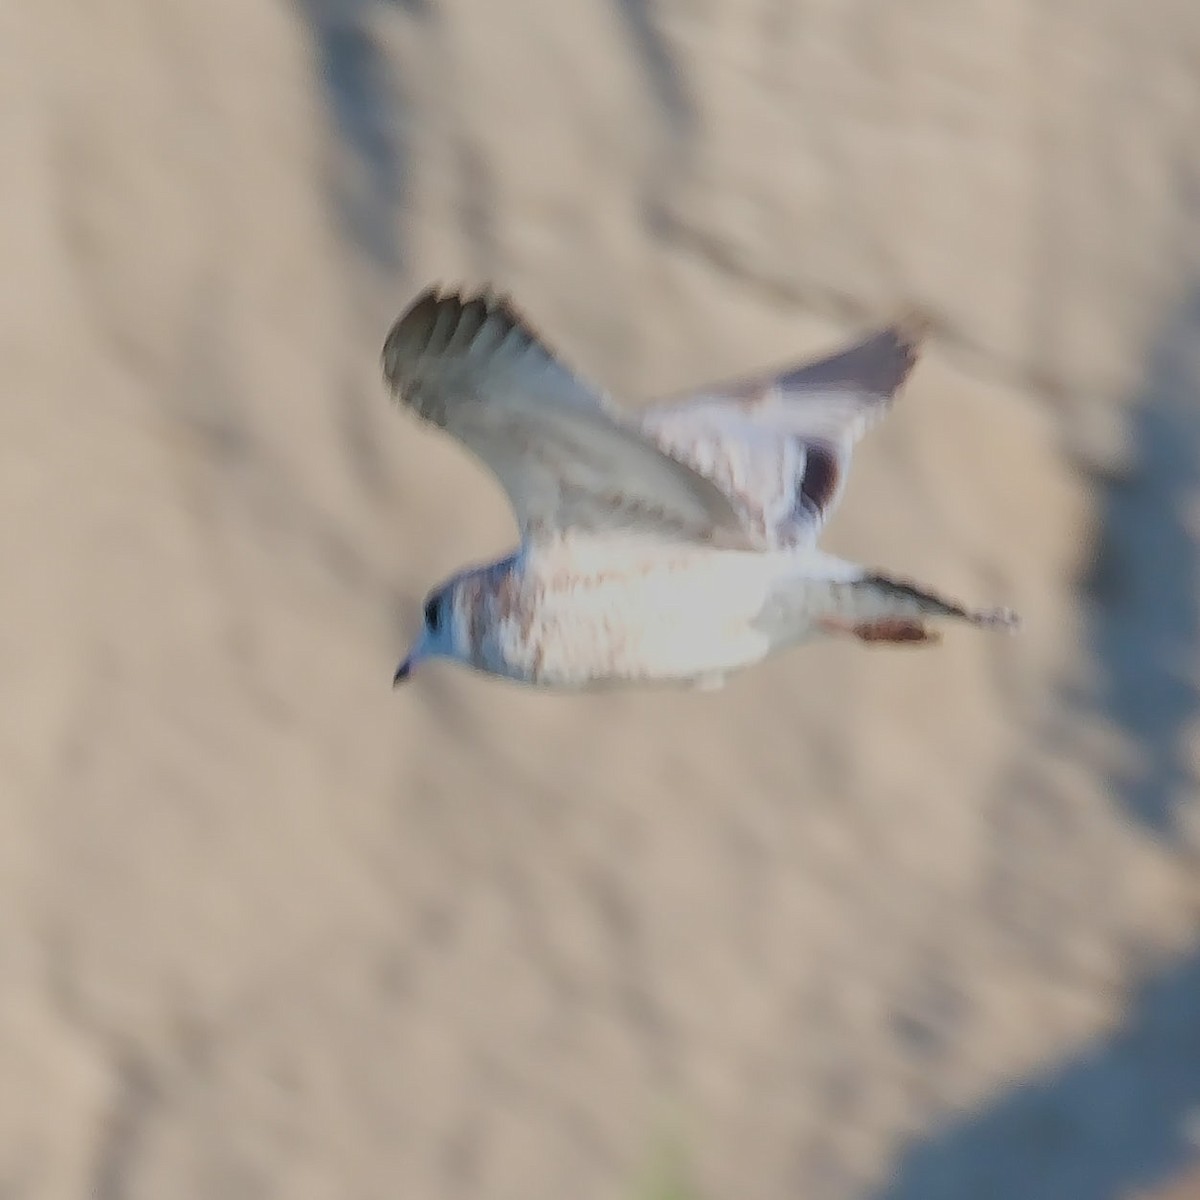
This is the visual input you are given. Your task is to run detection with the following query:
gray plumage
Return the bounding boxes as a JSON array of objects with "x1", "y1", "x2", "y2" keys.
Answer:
[{"x1": 382, "y1": 286, "x2": 1019, "y2": 691}]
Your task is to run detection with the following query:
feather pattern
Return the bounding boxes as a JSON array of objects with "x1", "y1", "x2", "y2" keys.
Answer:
[
  {"x1": 638, "y1": 315, "x2": 929, "y2": 547},
  {"x1": 381, "y1": 287, "x2": 754, "y2": 548}
]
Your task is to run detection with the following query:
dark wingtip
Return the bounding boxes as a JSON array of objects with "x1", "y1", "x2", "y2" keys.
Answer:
[
  {"x1": 854, "y1": 308, "x2": 932, "y2": 394},
  {"x1": 381, "y1": 281, "x2": 533, "y2": 394},
  {"x1": 778, "y1": 308, "x2": 933, "y2": 399},
  {"x1": 381, "y1": 286, "x2": 442, "y2": 390}
]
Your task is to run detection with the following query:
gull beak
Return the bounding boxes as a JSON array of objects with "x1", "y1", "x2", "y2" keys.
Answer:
[{"x1": 392, "y1": 631, "x2": 428, "y2": 688}]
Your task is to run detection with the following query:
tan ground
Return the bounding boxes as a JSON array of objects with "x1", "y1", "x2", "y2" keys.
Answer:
[{"x1": 3, "y1": 1, "x2": 1200, "y2": 1197}]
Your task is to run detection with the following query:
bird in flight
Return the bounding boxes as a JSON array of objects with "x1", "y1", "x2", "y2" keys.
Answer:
[{"x1": 382, "y1": 286, "x2": 1019, "y2": 691}]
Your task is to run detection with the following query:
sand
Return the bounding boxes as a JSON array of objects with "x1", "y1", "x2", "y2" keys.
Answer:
[{"x1": 2, "y1": 1, "x2": 1199, "y2": 1197}]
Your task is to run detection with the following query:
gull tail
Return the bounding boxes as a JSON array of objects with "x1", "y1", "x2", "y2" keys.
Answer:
[{"x1": 819, "y1": 571, "x2": 1021, "y2": 646}]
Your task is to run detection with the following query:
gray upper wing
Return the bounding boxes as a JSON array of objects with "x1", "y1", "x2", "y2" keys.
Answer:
[
  {"x1": 638, "y1": 315, "x2": 929, "y2": 548},
  {"x1": 382, "y1": 287, "x2": 753, "y2": 548}
]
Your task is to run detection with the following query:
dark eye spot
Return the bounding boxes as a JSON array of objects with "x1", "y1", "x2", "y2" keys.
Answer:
[{"x1": 424, "y1": 595, "x2": 442, "y2": 633}]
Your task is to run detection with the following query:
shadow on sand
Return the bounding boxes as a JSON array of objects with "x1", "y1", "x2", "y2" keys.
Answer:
[
  {"x1": 874, "y1": 288, "x2": 1200, "y2": 1199},
  {"x1": 874, "y1": 949, "x2": 1200, "y2": 1200},
  {"x1": 292, "y1": 0, "x2": 414, "y2": 268},
  {"x1": 1078, "y1": 289, "x2": 1200, "y2": 839}
]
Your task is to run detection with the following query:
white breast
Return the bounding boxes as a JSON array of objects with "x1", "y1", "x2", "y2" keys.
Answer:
[{"x1": 509, "y1": 538, "x2": 782, "y2": 687}]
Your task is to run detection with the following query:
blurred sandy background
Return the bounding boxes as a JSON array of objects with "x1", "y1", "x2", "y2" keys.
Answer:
[{"x1": 4, "y1": 0, "x2": 1200, "y2": 1197}]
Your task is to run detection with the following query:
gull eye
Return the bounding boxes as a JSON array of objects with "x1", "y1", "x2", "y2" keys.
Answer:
[{"x1": 423, "y1": 594, "x2": 442, "y2": 633}]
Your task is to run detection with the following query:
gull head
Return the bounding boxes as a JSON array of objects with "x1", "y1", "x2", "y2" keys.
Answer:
[
  {"x1": 393, "y1": 553, "x2": 527, "y2": 687},
  {"x1": 393, "y1": 578, "x2": 472, "y2": 685}
]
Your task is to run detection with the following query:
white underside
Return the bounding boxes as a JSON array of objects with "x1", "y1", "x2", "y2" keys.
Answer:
[{"x1": 500, "y1": 539, "x2": 862, "y2": 689}]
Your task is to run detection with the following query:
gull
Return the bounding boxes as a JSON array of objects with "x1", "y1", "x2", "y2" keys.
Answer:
[{"x1": 382, "y1": 286, "x2": 1019, "y2": 691}]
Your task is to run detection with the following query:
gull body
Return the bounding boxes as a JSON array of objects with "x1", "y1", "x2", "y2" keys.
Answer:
[{"x1": 384, "y1": 287, "x2": 1019, "y2": 691}]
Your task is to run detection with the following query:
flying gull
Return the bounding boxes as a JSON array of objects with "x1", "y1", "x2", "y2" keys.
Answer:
[{"x1": 382, "y1": 286, "x2": 1019, "y2": 691}]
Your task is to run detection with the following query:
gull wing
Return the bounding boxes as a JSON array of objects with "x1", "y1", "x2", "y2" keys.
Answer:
[
  {"x1": 382, "y1": 287, "x2": 752, "y2": 547},
  {"x1": 639, "y1": 315, "x2": 929, "y2": 548}
]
